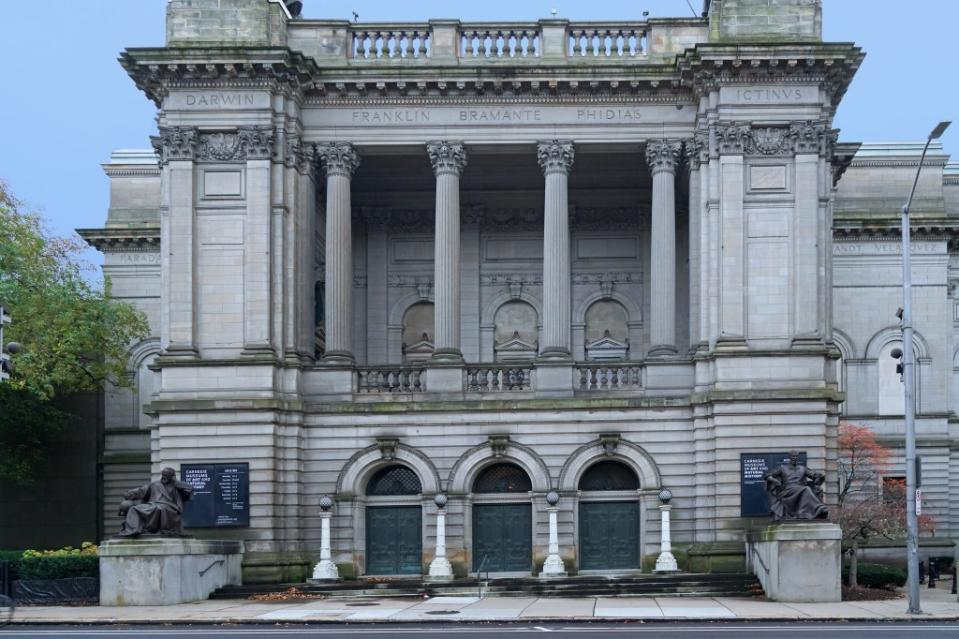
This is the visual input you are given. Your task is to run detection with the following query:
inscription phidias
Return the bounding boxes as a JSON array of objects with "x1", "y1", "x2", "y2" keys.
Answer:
[
  {"x1": 352, "y1": 109, "x2": 430, "y2": 123},
  {"x1": 577, "y1": 108, "x2": 643, "y2": 122}
]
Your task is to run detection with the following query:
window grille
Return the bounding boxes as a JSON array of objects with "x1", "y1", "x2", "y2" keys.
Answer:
[
  {"x1": 366, "y1": 465, "x2": 423, "y2": 496},
  {"x1": 578, "y1": 460, "x2": 639, "y2": 491},
  {"x1": 473, "y1": 463, "x2": 532, "y2": 493}
]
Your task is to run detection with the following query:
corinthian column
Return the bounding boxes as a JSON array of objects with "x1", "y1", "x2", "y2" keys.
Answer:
[
  {"x1": 427, "y1": 141, "x2": 468, "y2": 363},
  {"x1": 537, "y1": 141, "x2": 575, "y2": 360},
  {"x1": 645, "y1": 139, "x2": 682, "y2": 357},
  {"x1": 317, "y1": 143, "x2": 361, "y2": 365}
]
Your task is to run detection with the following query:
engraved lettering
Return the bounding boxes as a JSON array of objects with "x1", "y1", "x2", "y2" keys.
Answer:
[{"x1": 182, "y1": 93, "x2": 257, "y2": 108}]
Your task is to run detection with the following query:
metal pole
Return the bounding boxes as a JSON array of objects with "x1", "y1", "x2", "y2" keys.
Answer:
[{"x1": 899, "y1": 127, "x2": 946, "y2": 614}]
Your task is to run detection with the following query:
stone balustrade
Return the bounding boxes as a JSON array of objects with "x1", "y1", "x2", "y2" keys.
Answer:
[
  {"x1": 576, "y1": 364, "x2": 644, "y2": 391},
  {"x1": 350, "y1": 25, "x2": 431, "y2": 60},
  {"x1": 466, "y1": 365, "x2": 534, "y2": 392},
  {"x1": 459, "y1": 24, "x2": 541, "y2": 59},
  {"x1": 293, "y1": 18, "x2": 706, "y2": 64},
  {"x1": 568, "y1": 24, "x2": 647, "y2": 58},
  {"x1": 357, "y1": 366, "x2": 426, "y2": 393}
]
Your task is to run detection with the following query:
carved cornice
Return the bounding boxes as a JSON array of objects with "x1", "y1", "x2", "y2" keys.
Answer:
[
  {"x1": 120, "y1": 48, "x2": 320, "y2": 107},
  {"x1": 570, "y1": 207, "x2": 642, "y2": 231},
  {"x1": 151, "y1": 126, "x2": 198, "y2": 163},
  {"x1": 537, "y1": 140, "x2": 575, "y2": 176},
  {"x1": 77, "y1": 227, "x2": 161, "y2": 252},
  {"x1": 316, "y1": 142, "x2": 361, "y2": 179},
  {"x1": 196, "y1": 127, "x2": 275, "y2": 162},
  {"x1": 426, "y1": 141, "x2": 468, "y2": 177},
  {"x1": 676, "y1": 43, "x2": 865, "y2": 104},
  {"x1": 645, "y1": 139, "x2": 682, "y2": 174}
]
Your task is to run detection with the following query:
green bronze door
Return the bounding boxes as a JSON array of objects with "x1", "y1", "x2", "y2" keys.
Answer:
[
  {"x1": 472, "y1": 504, "x2": 532, "y2": 572},
  {"x1": 579, "y1": 501, "x2": 639, "y2": 570},
  {"x1": 366, "y1": 506, "x2": 422, "y2": 575}
]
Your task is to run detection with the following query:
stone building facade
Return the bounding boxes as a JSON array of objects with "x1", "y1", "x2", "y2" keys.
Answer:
[{"x1": 79, "y1": 0, "x2": 959, "y2": 582}]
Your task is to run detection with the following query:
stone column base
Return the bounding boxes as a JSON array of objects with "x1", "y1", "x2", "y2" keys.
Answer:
[
  {"x1": 99, "y1": 538, "x2": 243, "y2": 606},
  {"x1": 309, "y1": 560, "x2": 340, "y2": 582},
  {"x1": 655, "y1": 551, "x2": 679, "y2": 573},
  {"x1": 748, "y1": 522, "x2": 842, "y2": 603},
  {"x1": 427, "y1": 557, "x2": 454, "y2": 581},
  {"x1": 540, "y1": 555, "x2": 568, "y2": 579}
]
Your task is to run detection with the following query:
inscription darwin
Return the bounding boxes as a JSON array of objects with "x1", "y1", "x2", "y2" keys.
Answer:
[{"x1": 185, "y1": 93, "x2": 256, "y2": 107}]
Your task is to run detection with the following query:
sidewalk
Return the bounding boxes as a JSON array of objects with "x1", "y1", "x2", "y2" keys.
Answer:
[{"x1": 11, "y1": 588, "x2": 959, "y2": 624}]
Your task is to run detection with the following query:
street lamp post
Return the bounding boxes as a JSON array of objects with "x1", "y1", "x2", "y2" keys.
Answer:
[{"x1": 900, "y1": 120, "x2": 950, "y2": 615}]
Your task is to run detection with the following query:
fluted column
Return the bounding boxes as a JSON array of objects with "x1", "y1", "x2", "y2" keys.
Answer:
[
  {"x1": 537, "y1": 141, "x2": 575, "y2": 360},
  {"x1": 645, "y1": 140, "x2": 682, "y2": 357},
  {"x1": 427, "y1": 141, "x2": 468, "y2": 363},
  {"x1": 317, "y1": 143, "x2": 360, "y2": 365}
]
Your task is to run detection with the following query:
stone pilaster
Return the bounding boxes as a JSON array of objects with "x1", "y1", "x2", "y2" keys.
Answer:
[
  {"x1": 316, "y1": 143, "x2": 360, "y2": 365},
  {"x1": 537, "y1": 141, "x2": 575, "y2": 360},
  {"x1": 151, "y1": 126, "x2": 198, "y2": 358},
  {"x1": 645, "y1": 139, "x2": 682, "y2": 357},
  {"x1": 427, "y1": 141, "x2": 468, "y2": 363}
]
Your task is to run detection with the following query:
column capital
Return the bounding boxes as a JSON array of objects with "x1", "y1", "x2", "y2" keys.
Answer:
[
  {"x1": 196, "y1": 126, "x2": 275, "y2": 162},
  {"x1": 151, "y1": 126, "x2": 198, "y2": 164},
  {"x1": 316, "y1": 142, "x2": 361, "y2": 179},
  {"x1": 426, "y1": 140, "x2": 468, "y2": 177},
  {"x1": 645, "y1": 139, "x2": 682, "y2": 174},
  {"x1": 683, "y1": 132, "x2": 708, "y2": 170},
  {"x1": 537, "y1": 140, "x2": 575, "y2": 176}
]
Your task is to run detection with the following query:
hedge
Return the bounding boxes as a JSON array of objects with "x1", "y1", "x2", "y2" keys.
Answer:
[
  {"x1": 0, "y1": 545, "x2": 99, "y2": 581},
  {"x1": 843, "y1": 562, "x2": 908, "y2": 590}
]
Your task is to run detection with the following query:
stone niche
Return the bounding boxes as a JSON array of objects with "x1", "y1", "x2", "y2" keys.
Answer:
[
  {"x1": 494, "y1": 300, "x2": 539, "y2": 362},
  {"x1": 585, "y1": 300, "x2": 630, "y2": 360},
  {"x1": 402, "y1": 301, "x2": 434, "y2": 363}
]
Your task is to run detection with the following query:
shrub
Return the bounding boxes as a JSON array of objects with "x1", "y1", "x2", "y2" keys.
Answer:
[
  {"x1": 0, "y1": 543, "x2": 99, "y2": 580},
  {"x1": 843, "y1": 562, "x2": 907, "y2": 590}
]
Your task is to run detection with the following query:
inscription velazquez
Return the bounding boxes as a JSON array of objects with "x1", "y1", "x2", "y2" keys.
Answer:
[{"x1": 352, "y1": 110, "x2": 430, "y2": 123}]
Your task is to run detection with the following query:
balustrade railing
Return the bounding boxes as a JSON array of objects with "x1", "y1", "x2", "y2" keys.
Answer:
[
  {"x1": 567, "y1": 24, "x2": 647, "y2": 58},
  {"x1": 350, "y1": 25, "x2": 431, "y2": 60},
  {"x1": 466, "y1": 365, "x2": 534, "y2": 392},
  {"x1": 357, "y1": 366, "x2": 426, "y2": 393},
  {"x1": 576, "y1": 364, "x2": 643, "y2": 391},
  {"x1": 459, "y1": 25, "x2": 541, "y2": 59}
]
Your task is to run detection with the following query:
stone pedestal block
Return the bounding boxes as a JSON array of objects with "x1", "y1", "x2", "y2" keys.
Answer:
[
  {"x1": 425, "y1": 365, "x2": 464, "y2": 396},
  {"x1": 748, "y1": 522, "x2": 841, "y2": 603},
  {"x1": 534, "y1": 362, "x2": 574, "y2": 397},
  {"x1": 100, "y1": 538, "x2": 243, "y2": 606}
]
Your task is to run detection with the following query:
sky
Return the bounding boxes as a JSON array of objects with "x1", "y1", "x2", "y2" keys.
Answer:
[{"x1": 0, "y1": 0, "x2": 956, "y2": 247}]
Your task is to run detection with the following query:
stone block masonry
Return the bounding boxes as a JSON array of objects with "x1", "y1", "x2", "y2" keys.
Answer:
[{"x1": 709, "y1": 0, "x2": 822, "y2": 42}]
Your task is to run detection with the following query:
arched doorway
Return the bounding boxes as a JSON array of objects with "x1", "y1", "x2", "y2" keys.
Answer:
[
  {"x1": 471, "y1": 463, "x2": 533, "y2": 573},
  {"x1": 365, "y1": 465, "x2": 423, "y2": 575},
  {"x1": 578, "y1": 460, "x2": 640, "y2": 571}
]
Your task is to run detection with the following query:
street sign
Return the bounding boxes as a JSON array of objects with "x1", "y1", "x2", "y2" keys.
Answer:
[{"x1": 916, "y1": 488, "x2": 922, "y2": 516}]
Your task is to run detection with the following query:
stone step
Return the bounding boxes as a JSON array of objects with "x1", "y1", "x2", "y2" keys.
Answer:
[{"x1": 211, "y1": 573, "x2": 763, "y2": 600}]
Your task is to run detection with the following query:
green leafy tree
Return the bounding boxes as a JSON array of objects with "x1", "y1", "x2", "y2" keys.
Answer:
[{"x1": 0, "y1": 181, "x2": 150, "y2": 485}]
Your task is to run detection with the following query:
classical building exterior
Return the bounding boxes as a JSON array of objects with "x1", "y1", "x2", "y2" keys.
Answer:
[{"x1": 79, "y1": 0, "x2": 959, "y2": 582}]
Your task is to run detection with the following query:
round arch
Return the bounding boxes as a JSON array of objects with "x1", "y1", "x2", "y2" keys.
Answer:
[
  {"x1": 448, "y1": 439, "x2": 551, "y2": 494},
  {"x1": 481, "y1": 289, "x2": 543, "y2": 328},
  {"x1": 864, "y1": 325, "x2": 930, "y2": 361},
  {"x1": 574, "y1": 291, "x2": 643, "y2": 326},
  {"x1": 388, "y1": 291, "x2": 435, "y2": 327},
  {"x1": 558, "y1": 438, "x2": 661, "y2": 492},
  {"x1": 336, "y1": 443, "x2": 441, "y2": 496},
  {"x1": 126, "y1": 337, "x2": 162, "y2": 376},
  {"x1": 831, "y1": 328, "x2": 855, "y2": 361}
]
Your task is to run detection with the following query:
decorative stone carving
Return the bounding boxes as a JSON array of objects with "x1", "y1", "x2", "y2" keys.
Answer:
[
  {"x1": 376, "y1": 437, "x2": 399, "y2": 461},
  {"x1": 286, "y1": 132, "x2": 315, "y2": 173},
  {"x1": 537, "y1": 140, "x2": 575, "y2": 175},
  {"x1": 746, "y1": 127, "x2": 793, "y2": 156},
  {"x1": 645, "y1": 139, "x2": 682, "y2": 174},
  {"x1": 360, "y1": 207, "x2": 391, "y2": 227},
  {"x1": 790, "y1": 120, "x2": 833, "y2": 156},
  {"x1": 572, "y1": 272, "x2": 637, "y2": 286},
  {"x1": 488, "y1": 434, "x2": 510, "y2": 458},
  {"x1": 715, "y1": 123, "x2": 751, "y2": 155},
  {"x1": 599, "y1": 279, "x2": 614, "y2": 298},
  {"x1": 316, "y1": 142, "x2": 361, "y2": 178},
  {"x1": 388, "y1": 275, "x2": 434, "y2": 292},
  {"x1": 586, "y1": 329, "x2": 630, "y2": 361},
  {"x1": 508, "y1": 280, "x2": 524, "y2": 299},
  {"x1": 569, "y1": 207, "x2": 642, "y2": 231},
  {"x1": 495, "y1": 331, "x2": 539, "y2": 362},
  {"x1": 482, "y1": 208, "x2": 542, "y2": 231},
  {"x1": 481, "y1": 273, "x2": 543, "y2": 287},
  {"x1": 151, "y1": 127, "x2": 198, "y2": 164},
  {"x1": 683, "y1": 133, "x2": 707, "y2": 169},
  {"x1": 402, "y1": 332, "x2": 435, "y2": 363},
  {"x1": 195, "y1": 127, "x2": 275, "y2": 162},
  {"x1": 426, "y1": 141, "x2": 468, "y2": 176},
  {"x1": 599, "y1": 433, "x2": 620, "y2": 456},
  {"x1": 462, "y1": 205, "x2": 485, "y2": 227}
]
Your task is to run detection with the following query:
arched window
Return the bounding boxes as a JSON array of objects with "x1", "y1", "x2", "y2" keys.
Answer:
[
  {"x1": 366, "y1": 465, "x2": 422, "y2": 496},
  {"x1": 402, "y1": 302, "x2": 434, "y2": 362},
  {"x1": 578, "y1": 460, "x2": 639, "y2": 491},
  {"x1": 473, "y1": 463, "x2": 532, "y2": 494},
  {"x1": 585, "y1": 300, "x2": 629, "y2": 360}
]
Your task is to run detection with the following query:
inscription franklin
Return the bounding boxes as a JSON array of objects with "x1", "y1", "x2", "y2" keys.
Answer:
[{"x1": 352, "y1": 109, "x2": 430, "y2": 123}]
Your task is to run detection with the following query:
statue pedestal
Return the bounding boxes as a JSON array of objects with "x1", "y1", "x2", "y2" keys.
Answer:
[
  {"x1": 747, "y1": 522, "x2": 841, "y2": 603},
  {"x1": 99, "y1": 538, "x2": 243, "y2": 606}
]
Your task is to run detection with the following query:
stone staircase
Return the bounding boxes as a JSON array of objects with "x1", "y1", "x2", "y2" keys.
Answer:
[{"x1": 211, "y1": 573, "x2": 763, "y2": 600}]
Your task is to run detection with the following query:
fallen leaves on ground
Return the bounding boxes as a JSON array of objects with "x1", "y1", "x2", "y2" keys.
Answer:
[
  {"x1": 248, "y1": 587, "x2": 326, "y2": 601},
  {"x1": 841, "y1": 585, "x2": 904, "y2": 601}
]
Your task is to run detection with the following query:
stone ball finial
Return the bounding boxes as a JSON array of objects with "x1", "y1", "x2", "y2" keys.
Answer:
[
  {"x1": 319, "y1": 495, "x2": 333, "y2": 511},
  {"x1": 658, "y1": 488, "x2": 673, "y2": 505},
  {"x1": 546, "y1": 490, "x2": 560, "y2": 506},
  {"x1": 434, "y1": 494, "x2": 448, "y2": 509}
]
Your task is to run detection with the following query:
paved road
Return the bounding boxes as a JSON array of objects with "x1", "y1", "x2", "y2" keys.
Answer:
[{"x1": 2, "y1": 623, "x2": 958, "y2": 638}]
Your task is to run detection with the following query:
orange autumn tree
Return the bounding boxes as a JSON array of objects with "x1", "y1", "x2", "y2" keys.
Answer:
[{"x1": 834, "y1": 423, "x2": 935, "y2": 587}]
